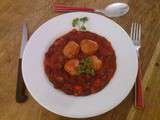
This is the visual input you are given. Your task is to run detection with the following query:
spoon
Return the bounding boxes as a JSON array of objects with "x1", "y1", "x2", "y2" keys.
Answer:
[{"x1": 54, "y1": 3, "x2": 129, "y2": 18}]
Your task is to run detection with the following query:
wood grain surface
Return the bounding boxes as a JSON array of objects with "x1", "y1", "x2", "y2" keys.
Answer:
[{"x1": 0, "y1": 0, "x2": 160, "y2": 120}]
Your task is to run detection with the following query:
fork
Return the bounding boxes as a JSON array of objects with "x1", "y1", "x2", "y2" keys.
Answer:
[{"x1": 130, "y1": 23, "x2": 144, "y2": 108}]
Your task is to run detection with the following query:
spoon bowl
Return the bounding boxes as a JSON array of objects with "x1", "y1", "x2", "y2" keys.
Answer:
[{"x1": 96, "y1": 3, "x2": 129, "y2": 17}]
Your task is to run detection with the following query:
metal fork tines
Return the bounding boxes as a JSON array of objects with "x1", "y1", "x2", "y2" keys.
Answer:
[{"x1": 131, "y1": 23, "x2": 141, "y2": 52}]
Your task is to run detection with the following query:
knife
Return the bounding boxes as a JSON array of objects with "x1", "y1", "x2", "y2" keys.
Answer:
[{"x1": 16, "y1": 23, "x2": 28, "y2": 103}]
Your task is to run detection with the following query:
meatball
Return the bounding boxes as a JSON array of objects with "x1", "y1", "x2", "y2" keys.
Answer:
[
  {"x1": 64, "y1": 59, "x2": 79, "y2": 76},
  {"x1": 80, "y1": 39, "x2": 98, "y2": 55},
  {"x1": 63, "y1": 41, "x2": 80, "y2": 58},
  {"x1": 89, "y1": 55, "x2": 102, "y2": 71}
]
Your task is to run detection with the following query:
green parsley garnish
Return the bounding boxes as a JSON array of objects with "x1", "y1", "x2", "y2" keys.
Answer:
[
  {"x1": 80, "y1": 17, "x2": 88, "y2": 22},
  {"x1": 72, "y1": 17, "x2": 88, "y2": 31},
  {"x1": 80, "y1": 25, "x2": 86, "y2": 31},
  {"x1": 76, "y1": 57, "x2": 96, "y2": 76},
  {"x1": 72, "y1": 18, "x2": 79, "y2": 27}
]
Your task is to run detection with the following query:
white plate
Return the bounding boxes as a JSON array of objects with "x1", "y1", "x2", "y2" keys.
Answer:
[{"x1": 22, "y1": 12, "x2": 138, "y2": 118}]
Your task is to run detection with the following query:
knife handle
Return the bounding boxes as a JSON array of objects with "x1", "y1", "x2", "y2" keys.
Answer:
[{"x1": 16, "y1": 59, "x2": 28, "y2": 103}]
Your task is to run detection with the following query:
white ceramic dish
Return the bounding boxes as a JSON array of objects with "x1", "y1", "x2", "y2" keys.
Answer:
[{"x1": 22, "y1": 12, "x2": 138, "y2": 118}]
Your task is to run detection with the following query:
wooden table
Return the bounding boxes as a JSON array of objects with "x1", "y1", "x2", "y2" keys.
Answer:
[{"x1": 0, "y1": 0, "x2": 160, "y2": 120}]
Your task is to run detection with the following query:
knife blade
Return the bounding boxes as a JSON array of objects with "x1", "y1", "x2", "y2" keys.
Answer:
[{"x1": 16, "y1": 23, "x2": 28, "y2": 103}]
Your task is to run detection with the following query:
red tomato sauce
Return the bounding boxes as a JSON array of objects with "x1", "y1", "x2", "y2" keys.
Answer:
[{"x1": 44, "y1": 30, "x2": 116, "y2": 96}]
